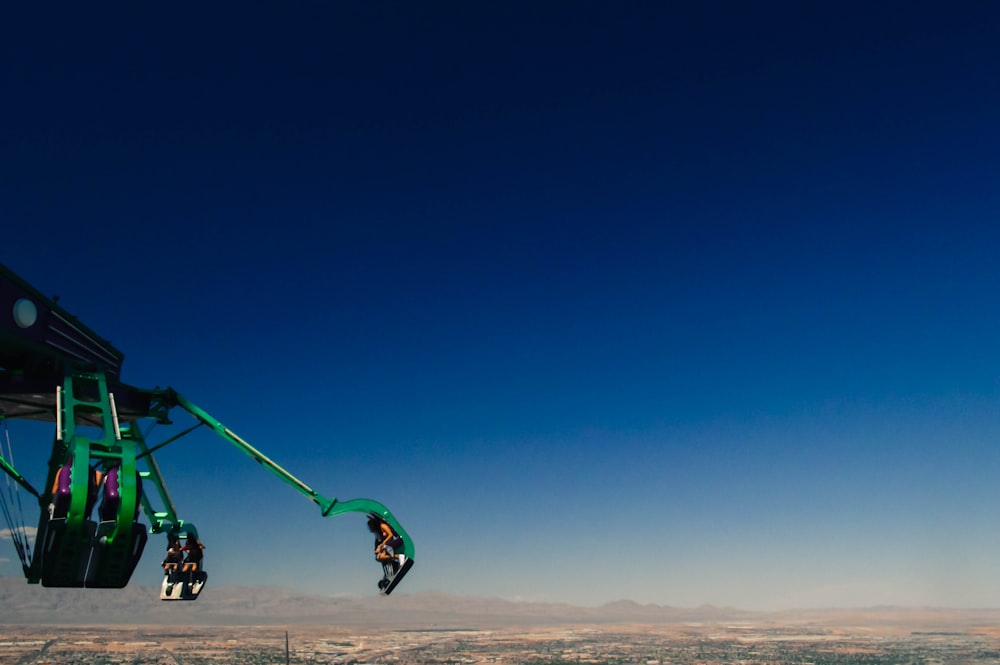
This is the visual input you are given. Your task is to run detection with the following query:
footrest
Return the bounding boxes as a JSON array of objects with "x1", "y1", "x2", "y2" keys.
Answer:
[
  {"x1": 39, "y1": 518, "x2": 96, "y2": 588},
  {"x1": 86, "y1": 521, "x2": 148, "y2": 588},
  {"x1": 379, "y1": 557, "x2": 414, "y2": 596},
  {"x1": 160, "y1": 570, "x2": 207, "y2": 601}
]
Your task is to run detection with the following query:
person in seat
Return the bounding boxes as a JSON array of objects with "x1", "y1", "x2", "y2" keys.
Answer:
[
  {"x1": 367, "y1": 514, "x2": 405, "y2": 573},
  {"x1": 181, "y1": 537, "x2": 205, "y2": 583},
  {"x1": 162, "y1": 538, "x2": 183, "y2": 581}
]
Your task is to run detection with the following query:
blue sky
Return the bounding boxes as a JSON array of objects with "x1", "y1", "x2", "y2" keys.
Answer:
[{"x1": 2, "y1": 2, "x2": 1000, "y2": 610}]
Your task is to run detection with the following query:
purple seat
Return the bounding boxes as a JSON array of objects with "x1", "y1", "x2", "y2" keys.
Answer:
[
  {"x1": 99, "y1": 467, "x2": 142, "y2": 521},
  {"x1": 99, "y1": 467, "x2": 120, "y2": 521},
  {"x1": 52, "y1": 461, "x2": 73, "y2": 518}
]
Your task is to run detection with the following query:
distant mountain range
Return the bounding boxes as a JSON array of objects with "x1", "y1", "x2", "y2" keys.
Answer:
[{"x1": 2, "y1": 576, "x2": 998, "y2": 627}]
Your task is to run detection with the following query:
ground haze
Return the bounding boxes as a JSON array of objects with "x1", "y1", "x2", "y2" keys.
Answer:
[{"x1": 3, "y1": 617, "x2": 1000, "y2": 664}]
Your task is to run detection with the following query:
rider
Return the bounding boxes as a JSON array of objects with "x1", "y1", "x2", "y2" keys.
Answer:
[
  {"x1": 181, "y1": 537, "x2": 205, "y2": 583},
  {"x1": 368, "y1": 514, "x2": 405, "y2": 573},
  {"x1": 162, "y1": 538, "x2": 183, "y2": 581}
]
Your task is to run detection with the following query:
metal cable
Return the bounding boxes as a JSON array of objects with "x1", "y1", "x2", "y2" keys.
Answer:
[{"x1": 1, "y1": 421, "x2": 32, "y2": 568}]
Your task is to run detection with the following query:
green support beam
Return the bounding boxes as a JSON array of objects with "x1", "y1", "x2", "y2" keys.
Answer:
[{"x1": 152, "y1": 388, "x2": 414, "y2": 560}]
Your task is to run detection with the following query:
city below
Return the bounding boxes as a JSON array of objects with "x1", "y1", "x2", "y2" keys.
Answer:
[
  {"x1": 2, "y1": 619, "x2": 1000, "y2": 664},
  {"x1": 3, "y1": 576, "x2": 1000, "y2": 663}
]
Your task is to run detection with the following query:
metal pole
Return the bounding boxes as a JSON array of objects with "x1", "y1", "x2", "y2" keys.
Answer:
[
  {"x1": 109, "y1": 392, "x2": 122, "y2": 440},
  {"x1": 55, "y1": 386, "x2": 62, "y2": 441}
]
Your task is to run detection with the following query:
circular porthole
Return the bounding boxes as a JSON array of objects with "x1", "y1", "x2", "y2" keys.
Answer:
[{"x1": 13, "y1": 298, "x2": 38, "y2": 328}]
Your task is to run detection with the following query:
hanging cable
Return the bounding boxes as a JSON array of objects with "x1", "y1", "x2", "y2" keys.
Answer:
[
  {"x1": 1, "y1": 422, "x2": 29, "y2": 566},
  {"x1": 0, "y1": 420, "x2": 32, "y2": 570}
]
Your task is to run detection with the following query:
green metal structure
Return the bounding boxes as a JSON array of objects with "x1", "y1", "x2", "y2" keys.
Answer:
[{"x1": 0, "y1": 263, "x2": 414, "y2": 598}]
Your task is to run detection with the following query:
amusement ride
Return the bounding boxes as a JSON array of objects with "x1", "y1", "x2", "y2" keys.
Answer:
[{"x1": 0, "y1": 263, "x2": 414, "y2": 600}]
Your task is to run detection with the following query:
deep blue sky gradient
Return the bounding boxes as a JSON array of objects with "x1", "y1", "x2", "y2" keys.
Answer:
[{"x1": 2, "y1": 3, "x2": 1000, "y2": 609}]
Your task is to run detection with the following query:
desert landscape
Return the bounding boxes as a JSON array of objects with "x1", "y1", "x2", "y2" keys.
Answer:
[{"x1": 3, "y1": 577, "x2": 1000, "y2": 663}]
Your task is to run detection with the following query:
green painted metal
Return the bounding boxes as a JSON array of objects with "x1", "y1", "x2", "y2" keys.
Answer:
[
  {"x1": 23, "y1": 367, "x2": 150, "y2": 587},
  {"x1": 129, "y1": 423, "x2": 200, "y2": 540},
  {"x1": 0, "y1": 261, "x2": 414, "y2": 595},
  {"x1": 53, "y1": 368, "x2": 140, "y2": 544},
  {"x1": 7, "y1": 375, "x2": 414, "y2": 589},
  {"x1": 152, "y1": 388, "x2": 414, "y2": 560},
  {"x1": 0, "y1": 447, "x2": 39, "y2": 498}
]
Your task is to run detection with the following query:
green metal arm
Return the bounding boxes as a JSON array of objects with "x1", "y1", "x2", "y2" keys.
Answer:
[
  {"x1": 149, "y1": 388, "x2": 414, "y2": 559},
  {"x1": 0, "y1": 454, "x2": 40, "y2": 499},
  {"x1": 129, "y1": 426, "x2": 200, "y2": 540}
]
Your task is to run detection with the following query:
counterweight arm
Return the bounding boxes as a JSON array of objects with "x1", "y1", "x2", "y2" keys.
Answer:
[
  {"x1": 0, "y1": 453, "x2": 40, "y2": 499},
  {"x1": 150, "y1": 388, "x2": 414, "y2": 561}
]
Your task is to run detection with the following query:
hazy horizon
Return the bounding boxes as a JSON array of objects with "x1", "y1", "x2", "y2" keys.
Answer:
[{"x1": 6, "y1": 574, "x2": 1000, "y2": 623}]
